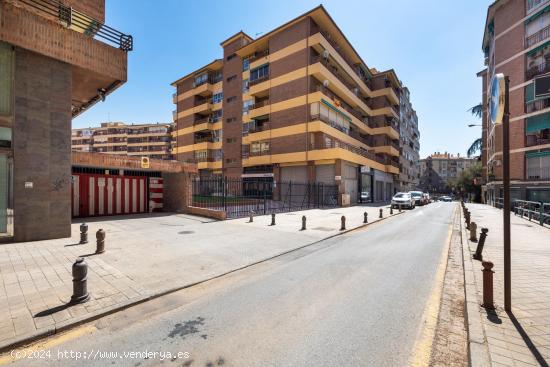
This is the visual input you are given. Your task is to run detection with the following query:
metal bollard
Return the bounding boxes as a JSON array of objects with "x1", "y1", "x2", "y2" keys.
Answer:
[
  {"x1": 481, "y1": 261, "x2": 495, "y2": 309},
  {"x1": 473, "y1": 228, "x2": 488, "y2": 261},
  {"x1": 249, "y1": 211, "x2": 254, "y2": 223},
  {"x1": 469, "y1": 222, "x2": 478, "y2": 242},
  {"x1": 399, "y1": 204, "x2": 402, "y2": 213},
  {"x1": 79, "y1": 223, "x2": 88, "y2": 244},
  {"x1": 70, "y1": 258, "x2": 90, "y2": 304},
  {"x1": 96, "y1": 229, "x2": 105, "y2": 254},
  {"x1": 301, "y1": 215, "x2": 306, "y2": 231},
  {"x1": 270, "y1": 213, "x2": 275, "y2": 226},
  {"x1": 528, "y1": 210, "x2": 532, "y2": 221},
  {"x1": 379, "y1": 208, "x2": 383, "y2": 218},
  {"x1": 465, "y1": 211, "x2": 471, "y2": 230},
  {"x1": 363, "y1": 212, "x2": 368, "y2": 224},
  {"x1": 340, "y1": 215, "x2": 346, "y2": 231},
  {"x1": 390, "y1": 206, "x2": 394, "y2": 215}
]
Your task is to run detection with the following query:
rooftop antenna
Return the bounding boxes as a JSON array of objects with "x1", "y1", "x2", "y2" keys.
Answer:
[{"x1": 255, "y1": 32, "x2": 263, "y2": 37}]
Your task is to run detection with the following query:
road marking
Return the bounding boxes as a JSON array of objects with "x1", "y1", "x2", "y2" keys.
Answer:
[
  {"x1": 0, "y1": 325, "x2": 97, "y2": 365},
  {"x1": 408, "y1": 205, "x2": 456, "y2": 367}
]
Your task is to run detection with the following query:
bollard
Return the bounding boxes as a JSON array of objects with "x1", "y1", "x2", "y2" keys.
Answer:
[
  {"x1": 95, "y1": 229, "x2": 105, "y2": 254},
  {"x1": 469, "y1": 222, "x2": 478, "y2": 242},
  {"x1": 528, "y1": 210, "x2": 532, "y2": 222},
  {"x1": 270, "y1": 213, "x2": 275, "y2": 226},
  {"x1": 399, "y1": 204, "x2": 402, "y2": 213},
  {"x1": 70, "y1": 258, "x2": 90, "y2": 304},
  {"x1": 379, "y1": 208, "x2": 383, "y2": 218},
  {"x1": 249, "y1": 211, "x2": 254, "y2": 223},
  {"x1": 390, "y1": 206, "x2": 394, "y2": 215},
  {"x1": 465, "y1": 211, "x2": 471, "y2": 230},
  {"x1": 473, "y1": 228, "x2": 488, "y2": 261},
  {"x1": 79, "y1": 223, "x2": 88, "y2": 244},
  {"x1": 340, "y1": 216, "x2": 346, "y2": 231},
  {"x1": 301, "y1": 215, "x2": 306, "y2": 231},
  {"x1": 363, "y1": 212, "x2": 368, "y2": 224},
  {"x1": 481, "y1": 261, "x2": 495, "y2": 309}
]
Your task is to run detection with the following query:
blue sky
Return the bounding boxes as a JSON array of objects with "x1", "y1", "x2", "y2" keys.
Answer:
[{"x1": 74, "y1": 0, "x2": 491, "y2": 159}]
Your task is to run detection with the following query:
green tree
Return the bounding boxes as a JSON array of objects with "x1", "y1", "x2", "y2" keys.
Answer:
[
  {"x1": 450, "y1": 162, "x2": 483, "y2": 202},
  {"x1": 467, "y1": 103, "x2": 483, "y2": 158}
]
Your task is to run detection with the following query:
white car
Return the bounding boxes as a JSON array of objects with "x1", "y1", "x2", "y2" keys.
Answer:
[{"x1": 391, "y1": 192, "x2": 415, "y2": 209}]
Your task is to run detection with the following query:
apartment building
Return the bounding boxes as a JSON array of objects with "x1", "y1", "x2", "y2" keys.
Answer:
[
  {"x1": 72, "y1": 122, "x2": 174, "y2": 160},
  {"x1": 0, "y1": 0, "x2": 131, "y2": 241},
  {"x1": 480, "y1": 0, "x2": 550, "y2": 204},
  {"x1": 171, "y1": 5, "x2": 402, "y2": 204},
  {"x1": 419, "y1": 152, "x2": 476, "y2": 194},
  {"x1": 397, "y1": 86, "x2": 420, "y2": 191}
]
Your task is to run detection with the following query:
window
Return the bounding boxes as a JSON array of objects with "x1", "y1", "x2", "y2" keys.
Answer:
[
  {"x1": 0, "y1": 42, "x2": 13, "y2": 116},
  {"x1": 227, "y1": 75, "x2": 237, "y2": 83},
  {"x1": 251, "y1": 141, "x2": 270, "y2": 155},
  {"x1": 250, "y1": 64, "x2": 269, "y2": 82},
  {"x1": 212, "y1": 91, "x2": 223, "y2": 104},
  {"x1": 243, "y1": 99, "x2": 254, "y2": 115},
  {"x1": 226, "y1": 53, "x2": 236, "y2": 61},
  {"x1": 226, "y1": 158, "x2": 237, "y2": 164},
  {"x1": 226, "y1": 96, "x2": 237, "y2": 103},
  {"x1": 210, "y1": 109, "x2": 222, "y2": 122},
  {"x1": 226, "y1": 117, "x2": 237, "y2": 123},
  {"x1": 242, "y1": 79, "x2": 249, "y2": 93},
  {"x1": 194, "y1": 73, "x2": 208, "y2": 87},
  {"x1": 226, "y1": 137, "x2": 236, "y2": 143},
  {"x1": 243, "y1": 57, "x2": 250, "y2": 71}
]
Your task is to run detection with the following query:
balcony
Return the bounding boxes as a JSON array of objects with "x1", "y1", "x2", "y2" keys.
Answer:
[
  {"x1": 526, "y1": 25, "x2": 550, "y2": 48},
  {"x1": 527, "y1": 166, "x2": 550, "y2": 180},
  {"x1": 250, "y1": 99, "x2": 270, "y2": 110},
  {"x1": 527, "y1": 0, "x2": 549, "y2": 14},
  {"x1": 526, "y1": 134, "x2": 550, "y2": 147},
  {"x1": 250, "y1": 74, "x2": 269, "y2": 87},
  {"x1": 311, "y1": 55, "x2": 359, "y2": 96},
  {"x1": 249, "y1": 122, "x2": 271, "y2": 134},
  {"x1": 526, "y1": 61, "x2": 550, "y2": 79},
  {"x1": 193, "y1": 72, "x2": 223, "y2": 88},
  {"x1": 172, "y1": 93, "x2": 177, "y2": 104},
  {"x1": 312, "y1": 136, "x2": 385, "y2": 165},
  {"x1": 526, "y1": 98, "x2": 550, "y2": 113}
]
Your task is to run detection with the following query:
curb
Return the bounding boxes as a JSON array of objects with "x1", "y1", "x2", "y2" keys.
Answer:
[
  {"x1": 460, "y1": 205, "x2": 492, "y2": 367},
  {"x1": 0, "y1": 209, "x2": 405, "y2": 354}
]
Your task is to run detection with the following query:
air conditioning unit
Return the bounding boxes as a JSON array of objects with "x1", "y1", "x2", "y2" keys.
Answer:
[
  {"x1": 323, "y1": 80, "x2": 330, "y2": 88},
  {"x1": 322, "y1": 50, "x2": 330, "y2": 59},
  {"x1": 352, "y1": 87, "x2": 359, "y2": 95}
]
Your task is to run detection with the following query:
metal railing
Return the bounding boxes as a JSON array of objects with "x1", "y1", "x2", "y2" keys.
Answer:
[
  {"x1": 251, "y1": 99, "x2": 270, "y2": 109},
  {"x1": 526, "y1": 24, "x2": 550, "y2": 48},
  {"x1": 20, "y1": 0, "x2": 133, "y2": 51},
  {"x1": 512, "y1": 199, "x2": 550, "y2": 226},
  {"x1": 526, "y1": 98, "x2": 550, "y2": 113},
  {"x1": 526, "y1": 61, "x2": 550, "y2": 79},
  {"x1": 249, "y1": 74, "x2": 269, "y2": 87},
  {"x1": 311, "y1": 55, "x2": 358, "y2": 94},
  {"x1": 526, "y1": 135, "x2": 550, "y2": 147},
  {"x1": 249, "y1": 122, "x2": 271, "y2": 133},
  {"x1": 527, "y1": 166, "x2": 550, "y2": 180},
  {"x1": 527, "y1": 0, "x2": 549, "y2": 13}
]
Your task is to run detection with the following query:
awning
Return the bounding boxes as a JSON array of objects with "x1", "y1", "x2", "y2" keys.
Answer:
[
  {"x1": 526, "y1": 151, "x2": 550, "y2": 158},
  {"x1": 321, "y1": 99, "x2": 352, "y2": 121},
  {"x1": 526, "y1": 113, "x2": 550, "y2": 133}
]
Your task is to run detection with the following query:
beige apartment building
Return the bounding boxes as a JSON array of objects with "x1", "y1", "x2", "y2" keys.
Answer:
[
  {"x1": 419, "y1": 152, "x2": 476, "y2": 193},
  {"x1": 171, "y1": 5, "x2": 404, "y2": 204},
  {"x1": 72, "y1": 122, "x2": 174, "y2": 160}
]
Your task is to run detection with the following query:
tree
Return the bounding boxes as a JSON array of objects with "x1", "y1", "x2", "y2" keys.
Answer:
[
  {"x1": 449, "y1": 162, "x2": 483, "y2": 202},
  {"x1": 467, "y1": 103, "x2": 483, "y2": 158},
  {"x1": 468, "y1": 103, "x2": 483, "y2": 118}
]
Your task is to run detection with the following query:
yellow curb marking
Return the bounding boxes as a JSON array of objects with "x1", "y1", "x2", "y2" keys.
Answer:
[
  {"x1": 408, "y1": 205, "x2": 456, "y2": 367},
  {"x1": 0, "y1": 325, "x2": 97, "y2": 365}
]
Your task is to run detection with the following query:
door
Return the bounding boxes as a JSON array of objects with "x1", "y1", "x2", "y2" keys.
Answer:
[{"x1": 0, "y1": 154, "x2": 11, "y2": 237}]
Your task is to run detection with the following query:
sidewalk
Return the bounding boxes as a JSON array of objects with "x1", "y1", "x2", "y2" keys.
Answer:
[
  {"x1": 0, "y1": 203, "x2": 401, "y2": 351},
  {"x1": 463, "y1": 203, "x2": 550, "y2": 366}
]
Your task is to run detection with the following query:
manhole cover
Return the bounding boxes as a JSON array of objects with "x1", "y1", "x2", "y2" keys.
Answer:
[
  {"x1": 178, "y1": 230, "x2": 195, "y2": 234},
  {"x1": 312, "y1": 227, "x2": 335, "y2": 232}
]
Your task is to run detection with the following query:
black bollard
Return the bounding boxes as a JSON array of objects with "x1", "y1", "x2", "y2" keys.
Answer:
[
  {"x1": 399, "y1": 204, "x2": 402, "y2": 213},
  {"x1": 379, "y1": 208, "x2": 383, "y2": 218},
  {"x1": 390, "y1": 206, "x2": 394, "y2": 215},
  {"x1": 270, "y1": 213, "x2": 276, "y2": 226},
  {"x1": 79, "y1": 223, "x2": 88, "y2": 244},
  {"x1": 363, "y1": 212, "x2": 368, "y2": 224},
  {"x1": 70, "y1": 258, "x2": 90, "y2": 304},
  {"x1": 340, "y1": 215, "x2": 346, "y2": 231},
  {"x1": 96, "y1": 229, "x2": 105, "y2": 254},
  {"x1": 301, "y1": 215, "x2": 306, "y2": 231},
  {"x1": 249, "y1": 211, "x2": 254, "y2": 223},
  {"x1": 473, "y1": 228, "x2": 488, "y2": 261}
]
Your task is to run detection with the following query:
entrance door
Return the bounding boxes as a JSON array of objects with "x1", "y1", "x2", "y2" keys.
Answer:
[{"x1": 0, "y1": 154, "x2": 12, "y2": 237}]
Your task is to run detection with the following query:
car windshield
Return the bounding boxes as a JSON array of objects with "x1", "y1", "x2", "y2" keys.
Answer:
[
  {"x1": 394, "y1": 193, "x2": 409, "y2": 198},
  {"x1": 410, "y1": 191, "x2": 422, "y2": 198}
]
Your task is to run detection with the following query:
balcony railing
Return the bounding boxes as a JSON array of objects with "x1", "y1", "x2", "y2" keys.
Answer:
[
  {"x1": 313, "y1": 136, "x2": 385, "y2": 165},
  {"x1": 526, "y1": 134, "x2": 550, "y2": 147},
  {"x1": 311, "y1": 55, "x2": 358, "y2": 95},
  {"x1": 20, "y1": 0, "x2": 133, "y2": 51},
  {"x1": 526, "y1": 98, "x2": 550, "y2": 113},
  {"x1": 249, "y1": 74, "x2": 269, "y2": 87},
  {"x1": 526, "y1": 61, "x2": 550, "y2": 79},
  {"x1": 250, "y1": 99, "x2": 270, "y2": 110},
  {"x1": 527, "y1": 167, "x2": 550, "y2": 180},
  {"x1": 249, "y1": 122, "x2": 271, "y2": 133},
  {"x1": 527, "y1": 0, "x2": 549, "y2": 13},
  {"x1": 526, "y1": 25, "x2": 550, "y2": 48},
  {"x1": 248, "y1": 49, "x2": 269, "y2": 63},
  {"x1": 193, "y1": 73, "x2": 223, "y2": 88}
]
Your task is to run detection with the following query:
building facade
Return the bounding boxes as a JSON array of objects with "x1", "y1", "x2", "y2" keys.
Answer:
[
  {"x1": 172, "y1": 6, "x2": 404, "y2": 204},
  {"x1": 480, "y1": 0, "x2": 550, "y2": 204},
  {"x1": 397, "y1": 86, "x2": 420, "y2": 191},
  {"x1": 0, "y1": 0, "x2": 131, "y2": 241},
  {"x1": 419, "y1": 152, "x2": 476, "y2": 194},
  {"x1": 72, "y1": 122, "x2": 174, "y2": 160}
]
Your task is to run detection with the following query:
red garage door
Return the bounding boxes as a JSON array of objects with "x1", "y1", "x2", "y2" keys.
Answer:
[{"x1": 72, "y1": 173, "x2": 148, "y2": 217}]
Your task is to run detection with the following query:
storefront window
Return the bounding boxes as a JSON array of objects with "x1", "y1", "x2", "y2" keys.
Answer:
[{"x1": 0, "y1": 42, "x2": 13, "y2": 116}]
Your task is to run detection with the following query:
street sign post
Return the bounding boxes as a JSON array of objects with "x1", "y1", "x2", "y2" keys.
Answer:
[{"x1": 490, "y1": 73, "x2": 511, "y2": 312}]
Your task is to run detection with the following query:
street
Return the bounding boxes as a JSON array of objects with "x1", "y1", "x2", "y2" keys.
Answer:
[{"x1": 2, "y1": 203, "x2": 456, "y2": 366}]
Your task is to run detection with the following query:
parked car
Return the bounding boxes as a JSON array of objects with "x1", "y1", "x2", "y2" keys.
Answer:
[
  {"x1": 360, "y1": 191, "x2": 370, "y2": 202},
  {"x1": 423, "y1": 193, "x2": 431, "y2": 204},
  {"x1": 409, "y1": 191, "x2": 424, "y2": 206},
  {"x1": 439, "y1": 196, "x2": 453, "y2": 202},
  {"x1": 391, "y1": 192, "x2": 415, "y2": 209}
]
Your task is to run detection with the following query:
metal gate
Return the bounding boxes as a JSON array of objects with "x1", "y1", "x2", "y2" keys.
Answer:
[
  {"x1": 191, "y1": 177, "x2": 338, "y2": 218},
  {"x1": 72, "y1": 173, "x2": 148, "y2": 217}
]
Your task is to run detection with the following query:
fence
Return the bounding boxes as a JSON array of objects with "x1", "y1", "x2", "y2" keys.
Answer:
[
  {"x1": 190, "y1": 178, "x2": 339, "y2": 218},
  {"x1": 493, "y1": 198, "x2": 550, "y2": 226}
]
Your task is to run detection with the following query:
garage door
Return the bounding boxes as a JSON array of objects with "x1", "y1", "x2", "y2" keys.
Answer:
[
  {"x1": 280, "y1": 166, "x2": 308, "y2": 183},
  {"x1": 343, "y1": 164, "x2": 358, "y2": 204},
  {"x1": 315, "y1": 164, "x2": 335, "y2": 185}
]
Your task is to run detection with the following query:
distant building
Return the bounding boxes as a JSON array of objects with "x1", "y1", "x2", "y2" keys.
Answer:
[
  {"x1": 72, "y1": 122, "x2": 175, "y2": 160},
  {"x1": 419, "y1": 152, "x2": 476, "y2": 194},
  {"x1": 398, "y1": 86, "x2": 420, "y2": 191}
]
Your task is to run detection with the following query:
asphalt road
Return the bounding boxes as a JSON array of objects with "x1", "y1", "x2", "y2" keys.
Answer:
[{"x1": 2, "y1": 202, "x2": 456, "y2": 367}]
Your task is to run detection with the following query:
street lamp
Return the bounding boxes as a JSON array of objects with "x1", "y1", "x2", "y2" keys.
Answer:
[{"x1": 467, "y1": 124, "x2": 482, "y2": 127}]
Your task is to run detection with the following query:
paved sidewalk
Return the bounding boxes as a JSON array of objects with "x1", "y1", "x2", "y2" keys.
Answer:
[
  {"x1": 0, "y1": 203, "x2": 403, "y2": 350},
  {"x1": 463, "y1": 203, "x2": 550, "y2": 366}
]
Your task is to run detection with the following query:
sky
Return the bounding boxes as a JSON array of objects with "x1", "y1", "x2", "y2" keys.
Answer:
[{"x1": 73, "y1": 0, "x2": 492, "y2": 159}]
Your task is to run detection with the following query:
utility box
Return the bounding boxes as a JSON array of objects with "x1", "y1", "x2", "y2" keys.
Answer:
[{"x1": 341, "y1": 193, "x2": 350, "y2": 206}]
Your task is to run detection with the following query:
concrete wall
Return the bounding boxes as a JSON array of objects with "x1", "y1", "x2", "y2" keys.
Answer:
[{"x1": 13, "y1": 48, "x2": 72, "y2": 241}]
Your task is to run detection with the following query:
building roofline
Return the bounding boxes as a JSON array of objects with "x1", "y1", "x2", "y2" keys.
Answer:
[
  {"x1": 220, "y1": 30, "x2": 253, "y2": 47},
  {"x1": 170, "y1": 59, "x2": 223, "y2": 86}
]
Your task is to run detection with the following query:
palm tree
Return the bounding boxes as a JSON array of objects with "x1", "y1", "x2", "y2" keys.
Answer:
[{"x1": 467, "y1": 103, "x2": 483, "y2": 158}]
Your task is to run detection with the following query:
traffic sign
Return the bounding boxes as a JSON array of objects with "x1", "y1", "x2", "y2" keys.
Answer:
[{"x1": 490, "y1": 73, "x2": 505, "y2": 125}]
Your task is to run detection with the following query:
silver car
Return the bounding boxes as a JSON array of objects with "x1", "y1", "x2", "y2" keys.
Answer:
[{"x1": 391, "y1": 192, "x2": 415, "y2": 209}]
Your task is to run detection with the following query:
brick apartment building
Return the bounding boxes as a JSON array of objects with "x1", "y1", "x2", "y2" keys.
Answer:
[
  {"x1": 419, "y1": 152, "x2": 476, "y2": 194},
  {"x1": 0, "y1": 0, "x2": 131, "y2": 241},
  {"x1": 397, "y1": 86, "x2": 420, "y2": 191},
  {"x1": 480, "y1": 0, "x2": 550, "y2": 204},
  {"x1": 72, "y1": 122, "x2": 174, "y2": 160},
  {"x1": 171, "y1": 5, "x2": 406, "y2": 204}
]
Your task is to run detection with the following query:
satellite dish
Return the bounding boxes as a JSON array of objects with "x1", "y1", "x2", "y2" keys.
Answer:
[
  {"x1": 352, "y1": 88, "x2": 359, "y2": 95},
  {"x1": 323, "y1": 80, "x2": 330, "y2": 87},
  {"x1": 322, "y1": 50, "x2": 329, "y2": 59}
]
